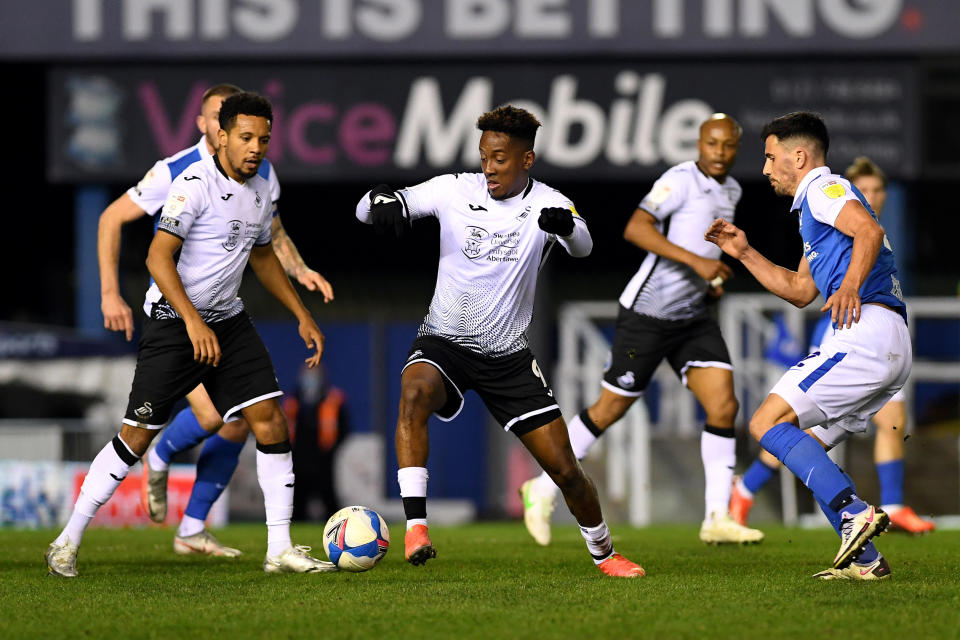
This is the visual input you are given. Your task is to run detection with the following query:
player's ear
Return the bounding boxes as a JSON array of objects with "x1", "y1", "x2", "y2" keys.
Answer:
[
  {"x1": 795, "y1": 147, "x2": 806, "y2": 169},
  {"x1": 523, "y1": 149, "x2": 535, "y2": 170},
  {"x1": 217, "y1": 127, "x2": 228, "y2": 147},
  {"x1": 196, "y1": 114, "x2": 206, "y2": 134}
]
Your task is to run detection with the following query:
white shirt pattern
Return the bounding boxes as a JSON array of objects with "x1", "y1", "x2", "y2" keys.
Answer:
[
  {"x1": 357, "y1": 173, "x2": 591, "y2": 356},
  {"x1": 143, "y1": 153, "x2": 273, "y2": 322},
  {"x1": 619, "y1": 161, "x2": 741, "y2": 320}
]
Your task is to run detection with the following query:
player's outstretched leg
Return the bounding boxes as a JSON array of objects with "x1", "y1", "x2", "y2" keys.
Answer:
[
  {"x1": 520, "y1": 400, "x2": 630, "y2": 546},
  {"x1": 521, "y1": 417, "x2": 644, "y2": 578},
  {"x1": 49, "y1": 427, "x2": 156, "y2": 577}
]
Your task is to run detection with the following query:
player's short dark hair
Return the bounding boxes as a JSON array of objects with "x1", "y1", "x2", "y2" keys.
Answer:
[
  {"x1": 202, "y1": 83, "x2": 242, "y2": 105},
  {"x1": 845, "y1": 156, "x2": 887, "y2": 187},
  {"x1": 218, "y1": 92, "x2": 273, "y2": 132},
  {"x1": 477, "y1": 105, "x2": 541, "y2": 148},
  {"x1": 761, "y1": 111, "x2": 829, "y2": 157}
]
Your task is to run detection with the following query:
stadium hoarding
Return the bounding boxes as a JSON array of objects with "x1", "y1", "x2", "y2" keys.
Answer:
[
  {"x1": 5, "y1": 0, "x2": 960, "y2": 58},
  {"x1": 47, "y1": 62, "x2": 918, "y2": 183}
]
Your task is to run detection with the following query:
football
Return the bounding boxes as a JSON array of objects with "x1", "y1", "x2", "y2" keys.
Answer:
[{"x1": 322, "y1": 506, "x2": 390, "y2": 572}]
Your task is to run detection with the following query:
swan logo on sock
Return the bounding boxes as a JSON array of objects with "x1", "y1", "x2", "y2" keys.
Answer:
[
  {"x1": 134, "y1": 402, "x2": 153, "y2": 419},
  {"x1": 617, "y1": 371, "x2": 636, "y2": 389}
]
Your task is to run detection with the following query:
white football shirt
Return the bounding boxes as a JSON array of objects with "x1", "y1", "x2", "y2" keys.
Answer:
[
  {"x1": 127, "y1": 136, "x2": 281, "y2": 215},
  {"x1": 619, "y1": 161, "x2": 741, "y2": 320},
  {"x1": 357, "y1": 173, "x2": 591, "y2": 356},
  {"x1": 143, "y1": 153, "x2": 273, "y2": 322}
]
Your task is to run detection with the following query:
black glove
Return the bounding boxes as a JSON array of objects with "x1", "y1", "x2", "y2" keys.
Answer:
[
  {"x1": 369, "y1": 184, "x2": 407, "y2": 238},
  {"x1": 538, "y1": 207, "x2": 575, "y2": 237}
]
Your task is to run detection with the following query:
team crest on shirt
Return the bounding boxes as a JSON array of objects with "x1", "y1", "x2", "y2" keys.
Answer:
[
  {"x1": 462, "y1": 226, "x2": 489, "y2": 259},
  {"x1": 820, "y1": 181, "x2": 846, "y2": 199},
  {"x1": 223, "y1": 220, "x2": 243, "y2": 251},
  {"x1": 617, "y1": 371, "x2": 636, "y2": 389}
]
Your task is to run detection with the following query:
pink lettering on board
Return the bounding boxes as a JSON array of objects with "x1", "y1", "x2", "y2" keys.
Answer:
[
  {"x1": 139, "y1": 82, "x2": 206, "y2": 157},
  {"x1": 288, "y1": 103, "x2": 337, "y2": 164},
  {"x1": 339, "y1": 103, "x2": 394, "y2": 166}
]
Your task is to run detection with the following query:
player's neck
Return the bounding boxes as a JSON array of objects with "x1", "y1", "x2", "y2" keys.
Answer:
[{"x1": 214, "y1": 151, "x2": 245, "y2": 184}]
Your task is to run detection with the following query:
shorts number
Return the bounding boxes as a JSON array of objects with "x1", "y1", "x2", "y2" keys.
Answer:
[{"x1": 531, "y1": 359, "x2": 548, "y2": 387}]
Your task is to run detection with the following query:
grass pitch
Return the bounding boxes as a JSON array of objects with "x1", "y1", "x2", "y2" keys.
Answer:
[{"x1": 3, "y1": 523, "x2": 958, "y2": 639}]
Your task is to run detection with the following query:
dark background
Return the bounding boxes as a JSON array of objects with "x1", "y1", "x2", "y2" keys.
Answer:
[{"x1": 6, "y1": 59, "x2": 959, "y2": 330}]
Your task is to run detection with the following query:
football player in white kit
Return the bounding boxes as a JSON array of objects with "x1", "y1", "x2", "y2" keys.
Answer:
[
  {"x1": 705, "y1": 111, "x2": 911, "y2": 579},
  {"x1": 48, "y1": 93, "x2": 333, "y2": 577},
  {"x1": 356, "y1": 105, "x2": 644, "y2": 577},
  {"x1": 97, "y1": 83, "x2": 333, "y2": 557},
  {"x1": 520, "y1": 114, "x2": 764, "y2": 547},
  {"x1": 730, "y1": 156, "x2": 934, "y2": 536}
]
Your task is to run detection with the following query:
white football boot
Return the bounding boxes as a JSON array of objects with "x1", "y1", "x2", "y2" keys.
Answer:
[
  {"x1": 699, "y1": 511, "x2": 765, "y2": 545},
  {"x1": 174, "y1": 529, "x2": 242, "y2": 558},
  {"x1": 45, "y1": 539, "x2": 79, "y2": 578},
  {"x1": 263, "y1": 545, "x2": 338, "y2": 573},
  {"x1": 520, "y1": 479, "x2": 555, "y2": 546}
]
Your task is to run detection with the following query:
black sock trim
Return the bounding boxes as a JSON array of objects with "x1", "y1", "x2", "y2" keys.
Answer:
[
  {"x1": 829, "y1": 488, "x2": 856, "y2": 512},
  {"x1": 256, "y1": 440, "x2": 291, "y2": 454},
  {"x1": 112, "y1": 435, "x2": 139, "y2": 466},
  {"x1": 402, "y1": 497, "x2": 427, "y2": 520},
  {"x1": 704, "y1": 424, "x2": 735, "y2": 438},
  {"x1": 578, "y1": 409, "x2": 604, "y2": 438}
]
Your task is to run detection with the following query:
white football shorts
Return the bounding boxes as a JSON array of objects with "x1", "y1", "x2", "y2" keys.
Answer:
[{"x1": 770, "y1": 304, "x2": 912, "y2": 447}]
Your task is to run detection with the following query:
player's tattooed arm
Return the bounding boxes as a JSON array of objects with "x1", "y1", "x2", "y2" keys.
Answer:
[{"x1": 270, "y1": 216, "x2": 334, "y2": 302}]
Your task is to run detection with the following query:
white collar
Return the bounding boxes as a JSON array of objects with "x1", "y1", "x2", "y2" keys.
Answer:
[{"x1": 790, "y1": 166, "x2": 831, "y2": 211}]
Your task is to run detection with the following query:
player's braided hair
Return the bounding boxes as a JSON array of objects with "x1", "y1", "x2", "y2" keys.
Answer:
[
  {"x1": 218, "y1": 92, "x2": 273, "y2": 131},
  {"x1": 845, "y1": 156, "x2": 887, "y2": 186},
  {"x1": 477, "y1": 105, "x2": 541, "y2": 149},
  {"x1": 761, "y1": 111, "x2": 829, "y2": 158}
]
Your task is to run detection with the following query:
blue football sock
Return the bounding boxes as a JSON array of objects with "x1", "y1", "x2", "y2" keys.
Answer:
[
  {"x1": 185, "y1": 434, "x2": 244, "y2": 521},
  {"x1": 760, "y1": 423, "x2": 861, "y2": 513},
  {"x1": 743, "y1": 459, "x2": 777, "y2": 494},
  {"x1": 876, "y1": 459, "x2": 904, "y2": 507},
  {"x1": 155, "y1": 408, "x2": 210, "y2": 464}
]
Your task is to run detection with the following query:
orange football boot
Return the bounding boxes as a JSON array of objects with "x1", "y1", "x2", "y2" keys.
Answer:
[{"x1": 404, "y1": 524, "x2": 437, "y2": 566}]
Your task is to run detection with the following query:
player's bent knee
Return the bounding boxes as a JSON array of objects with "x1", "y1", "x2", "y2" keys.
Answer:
[
  {"x1": 748, "y1": 415, "x2": 773, "y2": 442},
  {"x1": 399, "y1": 378, "x2": 443, "y2": 414}
]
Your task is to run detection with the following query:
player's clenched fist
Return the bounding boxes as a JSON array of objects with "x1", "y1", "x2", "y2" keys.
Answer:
[
  {"x1": 369, "y1": 184, "x2": 407, "y2": 238},
  {"x1": 538, "y1": 207, "x2": 575, "y2": 237}
]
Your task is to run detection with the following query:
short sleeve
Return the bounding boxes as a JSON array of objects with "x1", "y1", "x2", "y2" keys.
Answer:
[
  {"x1": 156, "y1": 176, "x2": 206, "y2": 240},
  {"x1": 127, "y1": 160, "x2": 173, "y2": 215},
  {"x1": 399, "y1": 174, "x2": 459, "y2": 221},
  {"x1": 638, "y1": 172, "x2": 687, "y2": 221},
  {"x1": 265, "y1": 160, "x2": 281, "y2": 203},
  {"x1": 807, "y1": 177, "x2": 859, "y2": 227}
]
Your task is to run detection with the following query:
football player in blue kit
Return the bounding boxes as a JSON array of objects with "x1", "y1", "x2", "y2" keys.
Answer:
[{"x1": 705, "y1": 111, "x2": 911, "y2": 580}]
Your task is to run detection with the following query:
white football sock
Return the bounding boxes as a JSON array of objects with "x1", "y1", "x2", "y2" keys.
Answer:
[
  {"x1": 178, "y1": 515, "x2": 206, "y2": 538},
  {"x1": 579, "y1": 520, "x2": 614, "y2": 564},
  {"x1": 55, "y1": 435, "x2": 137, "y2": 546},
  {"x1": 398, "y1": 466, "x2": 428, "y2": 530},
  {"x1": 702, "y1": 430, "x2": 736, "y2": 519},
  {"x1": 256, "y1": 449, "x2": 294, "y2": 557},
  {"x1": 147, "y1": 446, "x2": 169, "y2": 472}
]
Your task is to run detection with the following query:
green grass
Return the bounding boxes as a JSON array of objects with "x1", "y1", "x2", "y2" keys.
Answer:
[{"x1": 3, "y1": 523, "x2": 959, "y2": 639}]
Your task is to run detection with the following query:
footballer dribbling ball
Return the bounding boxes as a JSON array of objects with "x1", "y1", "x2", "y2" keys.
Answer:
[{"x1": 323, "y1": 506, "x2": 390, "y2": 572}]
